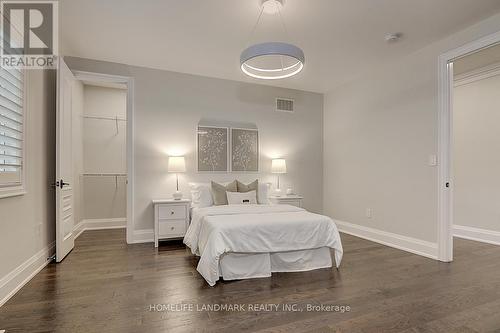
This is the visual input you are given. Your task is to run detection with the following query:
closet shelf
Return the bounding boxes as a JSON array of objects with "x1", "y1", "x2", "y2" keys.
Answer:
[
  {"x1": 82, "y1": 115, "x2": 126, "y2": 134},
  {"x1": 82, "y1": 173, "x2": 127, "y2": 188},
  {"x1": 82, "y1": 115, "x2": 127, "y2": 121},
  {"x1": 82, "y1": 173, "x2": 127, "y2": 177}
]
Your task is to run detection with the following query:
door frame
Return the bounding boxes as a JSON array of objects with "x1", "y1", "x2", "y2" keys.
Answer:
[
  {"x1": 72, "y1": 70, "x2": 135, "y2": 244},
  {"x1": 437, "y1": 30, "x2": 500, "y2": 262}
]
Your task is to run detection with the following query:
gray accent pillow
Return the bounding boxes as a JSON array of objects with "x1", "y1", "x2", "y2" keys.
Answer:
[
  {"x1": 211, "y1": 180, "x2": 237, "y2": 205},
  {"x1": 237, "y1": 180, "x2": 258, "y2": 193}
]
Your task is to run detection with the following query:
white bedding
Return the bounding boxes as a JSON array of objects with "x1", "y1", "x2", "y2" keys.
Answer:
[
  {"x1": 219, "y1": 247, "x2": 333, "y2": 281},
  {"x1": 184, "y1": 204, "x2": 343, "y2": 286}
]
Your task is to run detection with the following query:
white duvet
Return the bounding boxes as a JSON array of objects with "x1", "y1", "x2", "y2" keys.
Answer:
[{"x1": 184, "y1": 204, "x2": 343, "y2": 286}]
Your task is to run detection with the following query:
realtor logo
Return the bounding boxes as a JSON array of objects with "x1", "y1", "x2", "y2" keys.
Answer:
[{"x1": 1, "y1": 0, "x2": 58, "y2": 69}]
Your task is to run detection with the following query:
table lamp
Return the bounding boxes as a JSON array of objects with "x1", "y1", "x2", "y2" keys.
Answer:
[
  {"x1": 271, "y1": 158, "x2": 286, "y2": 196},
  {"x1": 168, "y1": 156, "x2": 186, "y2": 200}
]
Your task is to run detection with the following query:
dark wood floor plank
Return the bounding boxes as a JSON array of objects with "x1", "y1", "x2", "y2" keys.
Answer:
[{"x1": 1, "y1": 230, "x2": 500, "y2": 332}]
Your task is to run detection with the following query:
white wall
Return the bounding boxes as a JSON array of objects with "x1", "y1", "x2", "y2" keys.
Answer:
[
  {"x1": 323, "y1": 12, "x2": 500, "y2": 252},
  {"x1": 64, "y1": 57, "x2": 324, "y2": 238},
  {"x1": 81, "y1": 85, "x2": 127, "y2": 220},
  {"x1": 453, "y1": 72, "x2": 500, "y2": 232},
  {"x1": 0, "y1": 69, "x2": 56, "y2": 303}
]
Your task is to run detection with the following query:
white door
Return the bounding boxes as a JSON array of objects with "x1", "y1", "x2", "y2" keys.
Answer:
[{"x1": 55, "y1": 58, "x2": 75, "y2": 262}]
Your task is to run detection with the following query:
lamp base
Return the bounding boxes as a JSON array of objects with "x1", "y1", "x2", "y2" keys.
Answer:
[
  {"x1": 274, "y1": 188, "x2": 283, "y2": 197},
  {"x1": 172, "y1": 191, "x2": 183, "y2": 200}
]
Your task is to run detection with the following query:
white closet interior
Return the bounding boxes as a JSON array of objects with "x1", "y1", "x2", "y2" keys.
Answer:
[{"x1": 72, "y1": 81, "x2": 127, "y2": 229}]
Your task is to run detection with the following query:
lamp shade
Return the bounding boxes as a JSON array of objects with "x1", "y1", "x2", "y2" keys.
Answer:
[
  {"x1": 271, "y1": 159, "x2": 287, "y2": 174},
  {"x1": 168, "y1": 156, "x2": 186, "y2": 173}
]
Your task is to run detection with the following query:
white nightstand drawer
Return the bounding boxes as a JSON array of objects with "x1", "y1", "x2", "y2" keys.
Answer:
[
  {"x1": 159, "y1": 219, "x2": 186, "y2": 237},
  {"x1": 278, "y1": 199, "x2": 301, "y2": 207},
  {"x1": 269, "y1": 195, "x2": 303, "y2": 208},
  {"x1": 158, "y1": 205, "x2": 186, "y2": 220}
]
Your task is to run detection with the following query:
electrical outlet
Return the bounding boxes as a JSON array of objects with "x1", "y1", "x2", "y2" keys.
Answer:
[
  {"x1": 428, "y1": 154, "x2": 438, "y2": 167},
  {"x1": 36, "y1": 222, "x2": 43, "y2": 235},
  {"x1": 366, "y1": 208, "x2": 372, "y2": 219}
]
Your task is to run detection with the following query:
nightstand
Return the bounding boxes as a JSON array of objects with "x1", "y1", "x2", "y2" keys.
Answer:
[
  {"x1": 269, "y1": 195, "x2": 303, "y2": 208},
  {"x1": 153, "y1": 199, "x2": 191, "y2": 247}
]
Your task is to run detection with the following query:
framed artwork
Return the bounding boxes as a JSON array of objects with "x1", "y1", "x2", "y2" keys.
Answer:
[
  {"x1": 231, "y1": 128, "x2": 259, "y2": 172},
  {"x1": 197, "y1": 126, "x2": 229, "y2": 172}
]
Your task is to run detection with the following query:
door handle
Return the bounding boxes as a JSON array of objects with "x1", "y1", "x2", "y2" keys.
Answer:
[{"x1": 52, "y1": 180, "x2": 70, "y2": 189}]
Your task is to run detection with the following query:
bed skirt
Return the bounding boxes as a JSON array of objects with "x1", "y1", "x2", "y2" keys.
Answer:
[{"x1": 218, "y1": 247, "x2": 333, "y2": 281}]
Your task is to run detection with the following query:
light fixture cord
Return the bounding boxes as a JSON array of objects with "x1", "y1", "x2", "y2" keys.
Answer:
[
  {"x1": 247, "y1": 5, "x2": 265, "y2": 46},
  {"x1": 246, "y1": 2, "x2": 292, "y2": 47},
  {"x1": 277, "y1": 5, "x2": 291, "y2": 40}
]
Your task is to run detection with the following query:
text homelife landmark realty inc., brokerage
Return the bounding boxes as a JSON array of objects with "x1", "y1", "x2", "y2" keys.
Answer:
[{"x1": 148, "y1": 303, "x2": 352, "y2": 313}]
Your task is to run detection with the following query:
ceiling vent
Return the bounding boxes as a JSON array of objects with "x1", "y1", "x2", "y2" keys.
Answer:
[{"x1": 276, "y1": 98, "x2": 294, "y2": 113}]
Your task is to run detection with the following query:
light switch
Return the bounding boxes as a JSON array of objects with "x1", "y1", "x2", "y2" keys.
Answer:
[{"x1": 428, "y1": 155, "x2": 438, "y2": 167}]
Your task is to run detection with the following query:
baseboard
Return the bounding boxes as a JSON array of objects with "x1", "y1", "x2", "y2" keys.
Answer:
[
  {"x1": 0, "y1": 242, "x2": 55, "y2": 307},
  {"x1": 130, "y1": 229, "x2": 154, "y2": 244},
  {"x1": 74, "y1": 218, "x2": 127, "y2": 239},
  {"x1": 334, "y1": 220, "x2": 438, "y2": 260},
  {"x1": 453, "y1": 225, "x2": 500, "y2": 246}
]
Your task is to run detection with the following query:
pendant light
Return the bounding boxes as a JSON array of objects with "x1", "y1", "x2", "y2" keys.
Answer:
[{"x1": 240, "y1": 0, "x2": 305, "y2": 80}]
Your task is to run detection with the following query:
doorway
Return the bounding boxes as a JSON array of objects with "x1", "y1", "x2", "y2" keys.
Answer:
[
  {"x1": 55, "y1": 61, "x2": 134, "y2": 262},
  {"x1": 438, "y1": 31, "x2": 500, "y2": 262},
  {"x1": 451, "y1": 44, "x2": 500, "y2": 247},
  {"x1": 73, "y1": 79, "x2": 128, "y2": 236}
]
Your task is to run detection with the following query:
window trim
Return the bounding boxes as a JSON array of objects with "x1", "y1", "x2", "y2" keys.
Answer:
[{"x1": 0, "y1": 68, "x2": 27, "y2": 199}]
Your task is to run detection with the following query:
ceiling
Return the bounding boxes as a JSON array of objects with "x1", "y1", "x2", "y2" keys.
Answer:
[{"x1": 60, "y1": 0, "x2": 500, "y2": 93}]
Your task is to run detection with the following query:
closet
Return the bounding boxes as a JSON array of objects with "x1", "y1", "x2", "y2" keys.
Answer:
[{"x1": 72, "y1": 81, "x2": 127, "y2": 233}]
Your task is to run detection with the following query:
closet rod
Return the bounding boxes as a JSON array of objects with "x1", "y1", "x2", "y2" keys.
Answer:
[
  {"x1": 81, "y1": 173, "x2": 127, "y2": 189},
  {"x1": 82, "y1": 174, "x2": 127, "y2": 176},
  {"x1": 82, "y1": 115, "x2": 127, "y2": 121}
]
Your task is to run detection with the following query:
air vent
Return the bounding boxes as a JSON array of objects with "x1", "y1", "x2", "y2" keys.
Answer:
[{"x1": 276, "y1": 98, "x2": 294, "y2": 113}]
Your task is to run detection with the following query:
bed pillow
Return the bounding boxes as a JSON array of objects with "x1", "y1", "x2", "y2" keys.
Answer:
[
  {"x1": 237, "y1": 180, "x2": 258, "y2": 193},
  {"x1": 226, "y1": 190, "x2": 258, "y2": 205},
  {"x1": 236, "y1": 180, "x2": 270, "y2": 204},
  {"x1": 189, "y1": 182, "x2": 213, "y2": 208},
  {"x1": 258, "y1": 182, "x2": 270, "y2": 205},
  {"x1": 211, "y1": 180, "x2": 237, "y2": 205}
]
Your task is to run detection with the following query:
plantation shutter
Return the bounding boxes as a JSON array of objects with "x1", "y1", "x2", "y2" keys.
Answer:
[
  {"x1": 0, "y1": 9, "x2": 24, "y2": 187},
  {"x1": 0, "y1": 65, "x2": 24, "y2": 186}
]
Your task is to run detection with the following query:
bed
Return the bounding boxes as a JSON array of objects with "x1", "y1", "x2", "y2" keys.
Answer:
[{"x1": 184, "y1": 204, "x2": 343, "y2": 286}]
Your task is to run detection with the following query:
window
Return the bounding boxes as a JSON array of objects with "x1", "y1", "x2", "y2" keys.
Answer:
[{"x1": 0, "y1": 66, "x2": 25, "y2": 197}]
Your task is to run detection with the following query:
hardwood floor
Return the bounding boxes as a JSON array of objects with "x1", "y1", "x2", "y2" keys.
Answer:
[{"x1": 1, "y1": 230, "x2": 500, "y2": 332}]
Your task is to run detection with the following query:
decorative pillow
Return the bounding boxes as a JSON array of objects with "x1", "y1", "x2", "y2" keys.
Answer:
[
  {"x1": 237, "y1": 180, "x2": 270, "y2": 204},
  {"x1": 211, "y1": 180, "x2": 237, "y2": 205},
  {"x1": 258, "y1": 182, "x2": 270, "y2": 205},
  {"x1": 227, "y1": 190, "x2": 257, "y2": 205},
  {"x1": 189, "y1": 183, "x2": 213, "y2": 208},
  {"x1": 237, "y1": 180, "x2": 258, "y2": 193}
]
